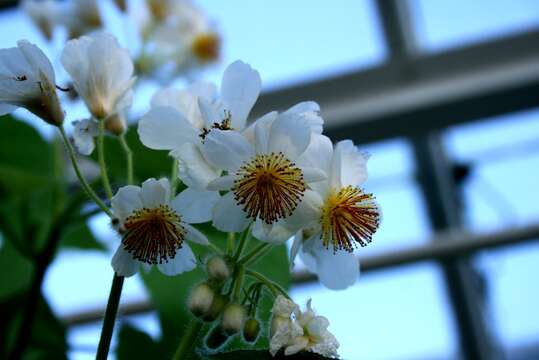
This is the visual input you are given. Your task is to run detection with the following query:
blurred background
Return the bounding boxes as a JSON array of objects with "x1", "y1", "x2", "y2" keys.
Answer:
[{"x1": 1, "y1": 0, "x2": 539, "y2": 359}]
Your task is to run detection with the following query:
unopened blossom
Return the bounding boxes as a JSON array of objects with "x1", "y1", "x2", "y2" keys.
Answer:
[
  {"x1": 72, "y1": 118, "x2": 98, "y2": 155},
  {"x1": 202, "y1": 112, "x2": 326, "y2": 232},
  {"x1": 288, "y1": 136, "x2": 381, "y2": 289},
  {"x1": 61, "y1": 33, "x2": 135, "y2": 120},
  {"x1": 270, "y1": 296, "x2": 339, "y2": 358},
  {"x1": 111, "y1": 178, "x2": 219, "y2": 276},
  {"x1": 22, "y1": 0, "x2": 59, "y2": 40},
  {"x1": 0, "y1": 40, "x2": 64, "y2": 126},
  {"x1": 138, "y1": 60, "x2": 261, "y2": 189}
]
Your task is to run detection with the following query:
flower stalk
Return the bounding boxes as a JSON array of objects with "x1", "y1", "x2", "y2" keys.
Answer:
[
  {"x1": 58, "y1": 126, "x2": 112, "y2": 217},
  {"x1": 172, "y1": 320, "x2": 203, "y2": 360},
  {"x1": 245, "y1": 269, "x2": 290, "y2": 300},
  {"x1": 97, "y1": 119, "x2": 113, "y2": 200},
  {"x1": 118, "y1": 133, "x2": 133, "y2": 185},
  {"x1": 96, "y1": 274, "x2": 125, "y2": 360}
]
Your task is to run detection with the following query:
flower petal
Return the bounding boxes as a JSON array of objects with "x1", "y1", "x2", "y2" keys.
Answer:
[
  {"x1": 301, "y1": 167, "x2": 327, "y2": 184},
  {"x1": 111, "y1": 246, "x2": 139, "y2": 277},
  {"x1": 220, "y1": 60, "x2": 261, "y2": 129},
  {"x1": 183, "y1": 223, "x2": 209, "y2": 245},
  {"x1": 198, "y1": 96, "x2": 221, "y2": 126},
  {"x1": 331, "y1": 140, "x2": 369, "y2": 188},
  {"x1": 112, "y1": 185, "x2": 142, "y2": 221},
  {"x1": 242, "y1": 110, "x2": 278, "y2": 147},
  {"x1": 72, "y1": 119, "x2": 98, "y2": 155},
  {"x1": 138, "y1": 106, "x2": 199, "y2": 150},
  {"x1": 171, "y1": 188, "x2": 219, "y2": 224},
  {"x1": 202, "y1": 129, "x2": 254, "y2": 172},
  {"x1": 17, "y1": 40, "x2": 55, "y2": 82},
  {"x1": 140, "y1": 178, "x2": 170, "y2": 208},
  {"x1": 252, "y1": 219, "x2": 294, "y2": 244},
  {"x1": 284, "y1": 101, "x2": 323, "y2": 134},
  {"x1": 268, "y1": 112, "x2": 311, "y2": 160},
  {"x1": 206, "y1": 175, "x2": 235, "y2": 191},
  {"x1": 212, "y1": 192, "x2": 250, "y2": 232},
  {"x1": 285, "y1": 190, "x2": 323, "y2": 232},
  {"x1": 171, "y1": 143, "x2": 220, "y2": 190},
  {"x1": 157, "y1": 244, "x2": 197, "y2": 276},
  {"x1": 314, "y1": 246, "x2": 359, "y2": 290}
]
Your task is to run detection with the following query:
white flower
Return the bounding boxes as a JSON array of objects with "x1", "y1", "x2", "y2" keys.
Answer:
[
  {"x1": 288, "y1": 136, "x2": 381, "y2": 290},
  {"x1": 138, "y1": 60, "x2": 261, "y2": 189},
  {"x1": 0, "y1": 40, "x2": 64, "y2": 126},
  {"x1": 270, "y1": 295, "x2": 339, "y2": 358},
  {"x1": 111, "y1": 178, "x2": 219, "y2": 277},
  {"x1": 61, "y1": 33, "x2": 135, "y2": 120},
  {"x1": 60, "y1": 0, "x2": 103, "y2": 39},
  {"x1": 72, "y1": 118, "x2": 98, "y2": 155},
  {"x1": 202, "y1": 111, "x2": 326, "y2": 233},
  {"x1": 22, "y1": 0, "x2": 59, "y2": 40}
]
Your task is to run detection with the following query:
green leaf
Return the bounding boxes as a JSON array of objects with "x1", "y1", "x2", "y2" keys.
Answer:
[
  {"x1": 91, "y1": 126, "x2": 172, "y2": 185},
  {"x1": 0, "y1": 115, "x2": 53, "y2": 195},
  {"x1": 59, "y1": 221, "x2": 106, "y2": 251},
  {"x1": 0, "y1": 293, "x2": 67, "y2": 359},
  {"x1": 117, "y1": 323, "x2": 162, "y2": 360},
  {"x1": 0, "y1": 238, "x2": 33, "y2": 301}
]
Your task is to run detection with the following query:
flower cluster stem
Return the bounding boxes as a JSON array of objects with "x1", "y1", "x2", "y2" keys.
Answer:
[
  {"x1": 118, "y1": 133, "x2": 134, "y2": 185},
  {"x1": 170, "y1": 158, "x2": 179, "y2": 197},
  {"x1": 239, "y1": 242, "x2": 272, "y2": 266},
  {"x1": 245, "y1": 269, "x2": 290, "y2": 299},
  {"x1": 172, "y1": 320, "x2": 203, "y2": 360},
  {"x1": 58, "y1": 126, "x2": 112, "y2": 217},
  {"x1": 96, "y1": 274, "x2": 125, "y2": 360},
  {"x1": 97, "y1": 120, "x2": 114, "y2": 200}
]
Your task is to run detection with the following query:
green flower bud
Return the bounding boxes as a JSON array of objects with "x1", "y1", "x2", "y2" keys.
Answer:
[
  {"x1": 243, "y1": 318, "x2": 261, "y2": 343},
  {"x1": 202, "y1": 294, "x2": 228, "y2": 322},
  {"x1": 221, "y1": 303, "x2": 246, "y2": 335},
  {"x1": 188, "y1": 283, "x2": 214, "y2": 318},
  {"x1": 206, "y1": 256, "x2": 230, "y2": 282}
]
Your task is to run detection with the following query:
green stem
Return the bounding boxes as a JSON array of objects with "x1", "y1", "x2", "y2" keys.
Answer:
[
  {"x1": 232, "y1": 264, "x2": 245, "y2": 302},
  {"x1": 58, "y1": 126, "x2": 112, "y2": 217},
  {"x1": 170, "y1": 158, "x2": 179, "y2": 198},
  {"x1": 226, "y1": 232, "x2": 235, "y2": 255},
  {"x1": 118, "y1": 133, "x2": 133, "y2": 185},
  {"x1": 97, "y1": 120, "x2": 113, "y2": 200},
  {"x1": 172, "y1": 320, "x2": 203, "y2": 360},
  {"x1": 239, "y1": 243, "x2": 272, "y2": 266},
  {"x1": 208, "y1": 242, "x2": 224, "y2": 256},
  {"x1": 245, "y1": 269, "x2": 290, "y2": 299},
  {"x1": 232, "y1": 225, "x2": 251, "y2": 263},
  {"x1": 96, "y1": 274, "x2": 125, "y2": 360}
]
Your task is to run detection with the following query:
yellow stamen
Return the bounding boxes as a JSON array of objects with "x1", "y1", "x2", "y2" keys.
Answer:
[
  {"x1": 122, "y1": 205, "x2": 185, "y2": 264},
  {"x1": 232, "y1": 152, "x2": 306, "y2": 224},
  {"x1": 321, "y1": 186, "x2": 379, "y2": 252}
]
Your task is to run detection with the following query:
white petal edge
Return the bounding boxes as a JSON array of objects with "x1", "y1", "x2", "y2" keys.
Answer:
[
  {"x1": 111, "y1": 246, "x2": 139, "y2": 277},
  {"x1": 202, "y1": 129, "x2": 254, "y2": 172},
  {"x1": 157, "y1": 245, "x2": 197, "y2": 276},
  {"x1": 140, "y1": 178, "x2": 170, "y2": 208},
  {"x1": 212, "y1": 192, "x2": 250, "y2": 232},
  {"x1": 111, "y1": 185, "x2": 142, "y2": 222},
  {"x1": 171, "y1": 188, "x2": 219, "y2": 224},
  {"x1": 184, "y1": 223, "x2": 209, "y2": 245},
  {"x1": 206, "y1": 175, "x2": 235, "y2": 191}
]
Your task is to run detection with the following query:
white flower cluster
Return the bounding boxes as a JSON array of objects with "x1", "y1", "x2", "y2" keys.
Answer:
[
  {"x1": 22, "y1": 0, "x2": 220, "y2": 80},
  {"x1": 270, "y1": 295, "x2": 339, "y2": 358},
  {"x1": 136, "y1": 59, "x2": 381, "y2": 288}
]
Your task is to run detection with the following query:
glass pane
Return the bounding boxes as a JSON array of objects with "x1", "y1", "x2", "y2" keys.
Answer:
[
  {"x1": 409, "y1": 0, "x2": 539, "y2": 52},
  {"x1": 291, "y1": 262, "x2": 458, "y2": 359},
  {"x1": 444, "y1": 108, "x2": 539, "y2": 232},
  {"x1": 477, "y1": 242, "x2": 539, "y2": 354},
  {"x1": 198, "y1": 0, "x2": 386, "y2": 89}
]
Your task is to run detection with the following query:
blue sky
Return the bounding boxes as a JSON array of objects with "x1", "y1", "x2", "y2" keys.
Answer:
[{"x1": 1, "y1": 1, "x2": 539, "y2": 359}]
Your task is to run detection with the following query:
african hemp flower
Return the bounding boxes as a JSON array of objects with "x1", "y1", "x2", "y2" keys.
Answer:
[
  {"x1": 0, "y1": 40, "x2": 64, "y2": 126},
  {"x1": 288, "y1": 135, "x2": 381, "y2": 289},
  {"x1": 61, "y1": 33, "x2": 135, "y2": 120},
  {"x1": 111, "y1": 178, "x2": 218, "y2": 276}
]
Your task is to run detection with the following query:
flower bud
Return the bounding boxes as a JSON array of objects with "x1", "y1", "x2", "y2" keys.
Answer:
[
  {"x1": 205, "y1": 325, "x2": 229, "y2": 350},
  {"x1": 243, "y1": 318, "x2": 261, "y2": 343},
  {"x1": 202, "y1": 294, "x2": 228, "y2": 322},
  {"x1": 188, "y1": 283, "x2": 214, "y2": 318},
  {"x1": 206, "y1": 256, "x2": 230, "y2": 282},
  {"x1": 221, "y1": 303, "x2": 246, "y2": 335}
]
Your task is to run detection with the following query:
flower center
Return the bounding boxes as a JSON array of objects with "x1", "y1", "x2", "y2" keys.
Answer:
[
  {"x1": 122, "y1": 205, "x2": 185, "y2": 264},
  {"x1": 320, "y1": 186, "x2": 379, "y2": 252},
  {"x1": 232, "y1": 152, "x2": 306, "y2": 224},
  {"x1": 191, "y1": 32, "x2": 220, "y2": 62}
]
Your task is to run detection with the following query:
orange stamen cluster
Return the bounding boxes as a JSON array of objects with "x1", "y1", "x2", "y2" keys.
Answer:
[
  {"x1": 232, "y1": 152, "x2": 306, "y2": 224},
  {"x1": 191, "y1": 32, "x2": 220, "y2": 62},
  {"x1": 321, "y1": 186, "x2": 380, "y2": 252},
  {"x1": 122, "y1": 205, "x2": 185, "y2": 264}
]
